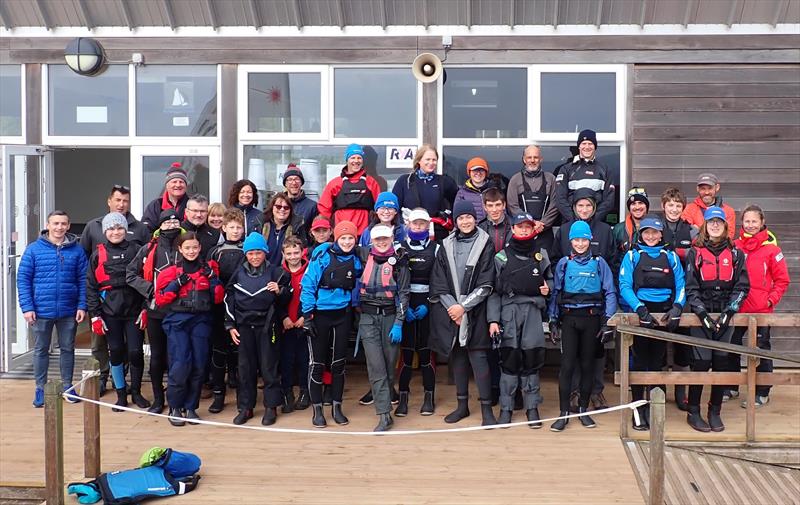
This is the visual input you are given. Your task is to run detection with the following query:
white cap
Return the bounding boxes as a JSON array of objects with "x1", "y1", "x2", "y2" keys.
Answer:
[
  {"x1": 370, "y1": 224, "x2": 393, "y2": 240},
  {"x1": 407, "y1": 208, "x2": 431, "y2": 223}
]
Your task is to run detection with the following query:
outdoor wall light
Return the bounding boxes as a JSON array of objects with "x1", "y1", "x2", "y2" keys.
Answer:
[{"x1": 64, "y1": 37, "x2": 106, "y2": 76}]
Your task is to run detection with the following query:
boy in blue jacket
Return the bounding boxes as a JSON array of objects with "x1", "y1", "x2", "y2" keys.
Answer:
[{"x1": 18, "y1": 210, "x2": 88, "y2": 407}]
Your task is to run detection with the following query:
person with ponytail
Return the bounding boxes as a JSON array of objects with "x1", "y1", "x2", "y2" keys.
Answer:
[
  {"x1": 684, "y1": 206, "x2": 749, "y2": 432},
  {"x1": 727, "y1": 205, "x2": 790, "y2": 407},
  {"x1": 487, "y1": 213, "x2": 553, "y2": 427}
]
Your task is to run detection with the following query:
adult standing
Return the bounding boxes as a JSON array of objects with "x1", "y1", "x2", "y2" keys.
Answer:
[
  {"x1": 682, "y1": 173, "x2": 736, "y2": 239},
  {"x1": 141, "y1": 163, "x2": 190, "y2": 233},
  {"x1": 554, "y1": 130, "x2": 616, "y2": 224},
  {"x1": 506, "y1": 145, "x2": 560, "y2": 252},
  {"x1": 283, "y1": 163, "x2": 318, "y2": 228},
  {"x1": 392, "y1": 144, "x2": 458, "y2": 241},
  {"x1": 262, "y1": 193, "x2": 306, "y2": 267},
  {"x1": 454, "y1": 157, "x2": 499, "y2": 222},
  {"x1": 181, "y1": 194, "x2": 220, "y2": 260},
  {"x1": 318, "y1": 144, "x2": 381, "y2": 236},
  {"x1": 18, "y1": 210, "x2": 88, "y2": 407},
  {"x1": 228, "y1": 179, "x2": 263, "y2": 236}
]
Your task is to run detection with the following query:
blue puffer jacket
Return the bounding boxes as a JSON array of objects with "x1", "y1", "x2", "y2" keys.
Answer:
[{"x1": 17, "y1": 232, "x2": 89, "y2": 319}]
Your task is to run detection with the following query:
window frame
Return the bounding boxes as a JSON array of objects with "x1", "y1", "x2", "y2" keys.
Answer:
[{"x1": 0, "y1": 64, "x2": 26, "y2": 144}]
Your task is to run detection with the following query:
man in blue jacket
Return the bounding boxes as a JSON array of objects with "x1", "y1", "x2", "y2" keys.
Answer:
[{"x1": 18, "y1": 210, "x2": 89, "y2": 408}]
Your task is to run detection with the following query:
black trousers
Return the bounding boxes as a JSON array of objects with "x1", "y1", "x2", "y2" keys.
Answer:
[
  {"x1": 105, "y1": 317, "x2": 144, "y2": 369},
  {"x1": 450, "y1": 346, "x2": 492, "y2": 402},
  {"x1": 236, "y1": 323, "x2": 282, "y2": 410},
  {"x1": 280, "y1": 327, "x2": 309, "y2": 393},
  {"x1": 728, "y1": 326, "x2": 773, "y2": 397},
  {"x1": 210, "y1": 306, "x2": 234, "y2": 394},
  {"x1": 147, "y1": 316, "x2": 168, "y2": 393},
  {"x1": 631, "y1": 301, "x2": 670, "y2": 402},
  {"x1": 308, "y1": 308, "x2": 352, "y2": 404},
  {"x1": 558, "y1": 310, "x2": 600, "y2": 412},
  {"x1": 398, "y1": 293, "x2": 435, "y2": 393}
]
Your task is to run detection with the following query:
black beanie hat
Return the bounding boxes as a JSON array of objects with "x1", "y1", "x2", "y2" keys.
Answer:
[
  {"x1": 626, "y1": 188, "x2": 650, "y2": 212},
  {"x1": 577, "y1": 129, "x2": 597, "y2": 149},
  {"x1": 453, "y1": 200, "x2": 477, "y2": 220},
  {"x1": 282, "y1": 163, "x2": 305, "y2": 186},
  {"x1": 158, "y1": 209, "x2": 180, "y2": 226}
]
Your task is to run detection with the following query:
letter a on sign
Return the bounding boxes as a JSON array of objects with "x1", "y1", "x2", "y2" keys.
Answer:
[{"x1": 386, "y1": 146, "x2": 416, "y2": 169}]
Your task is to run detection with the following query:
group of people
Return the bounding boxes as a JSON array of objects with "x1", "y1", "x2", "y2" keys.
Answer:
[{"x1": 19, "y1": 131, "x2": 790, "y2": 433}]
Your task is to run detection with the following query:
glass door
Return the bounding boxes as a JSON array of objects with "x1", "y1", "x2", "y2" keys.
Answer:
[
  {"x1": 1, "y1": 145, "x2": 50, "y2": 372},
  {"x1": 130, "y1": 146, "x2": 220, "y2": 219}
]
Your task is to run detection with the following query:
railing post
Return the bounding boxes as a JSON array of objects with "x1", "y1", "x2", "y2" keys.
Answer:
[
  {"x1": 745, "y1": 316, "x2": 758, "y2": 442},
  {"x1": 648, "y1": 387, "x2": 666, "y2": 505},
  {"x1": 83, "y1": 357, "x2": 101, "y2": 477},
  {"x1": 619, "y1": 325, "x2": 632, "y2": 438},
  {"x1": 44, "y1": 380, "x2": 65, "y2": 505}
]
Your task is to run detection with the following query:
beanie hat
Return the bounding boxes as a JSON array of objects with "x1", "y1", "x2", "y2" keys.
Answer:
[
  {"x1": 333, "y1": 220, "x2": 358, "y2": 241},
  {"x1": 639, "y1": 215, "x2": 664, "y2": 232},
  {"x1": 310, "y1": 216, "x2": 332, "y2": 231},
  {"x1": 165, "y1": 162, "x2": 188, "y2": 185},
  {"x1": 158, "y1": 209, "x2": 181, "y2": 226},
  {"x1": 370, "y1": 224, "x2": 393, "y2": 240},
  {"x1": 407, "y1": 208, "x2": 431, "y2": 222},
  {"x1": 374, "y1": 191, "x2": 399, "y2": 211},
  {"x1": 577, "y1": 129, "x2": 597, "y2": 149},
  {"x1": 101, "y1": 212, "x2": 128, "y2": 232},
  {"x1": 569, "y1": 220, "x2": 593, "y2": 241},
  {"x1": 466, "y1": 157, "x2": 489, "y2": 174},
  {"x1": 242, "y1": 232, "x2": 269, "y2": 254},
  {"x1": 452, "y1": 200, "x2": 477, "y2": 220},
  {"x1": 344, "y1": 144, "x2": 365, "y2": 162},
  {"x1": 572, "y1": 187, "x2": 597, "y2": 210},
  {"x1": 703, "y1": 206, "x2": 726, "y2": 222},
  {"x1": 282, "y1": 163, "x2": 305, "y2": 186},
  {"x1": 626, "y1": 188, "x2": 650, "y2": 212}
]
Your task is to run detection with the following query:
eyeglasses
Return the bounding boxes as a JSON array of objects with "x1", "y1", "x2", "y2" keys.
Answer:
[
  {"x1": 186, "y1": 208, "x2": 208, "y2": 214},
  {"x1": 274, "y1": 204, "x2": 291, "y2": 211}
]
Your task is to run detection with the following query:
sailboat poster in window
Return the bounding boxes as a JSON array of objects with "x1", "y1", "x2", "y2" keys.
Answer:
[{"x1": 164, "y1": 81, "x2": 195, "y2": 113}]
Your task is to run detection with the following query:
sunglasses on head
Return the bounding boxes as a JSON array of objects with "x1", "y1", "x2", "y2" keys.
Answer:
[
  {"x1": 628, "y1": 187, "x2": 647, "y2": 196},
  {"x1": 112, "y1": 184, "x2": 131, "y2": 193}
]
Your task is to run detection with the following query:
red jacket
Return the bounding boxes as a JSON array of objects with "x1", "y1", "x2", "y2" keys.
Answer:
[
  {"x1": 682, "y1": 197, "x2": 736, "y2": 239},
  {"x1": 282, "y1": 258, "x2": 308, "y2": 322},
  {"x1": 734, "y1": 228, "x2": 790, "y2": 313},
  {"x1": 317, "y1": 168, "x2": 381, "y2": 236},
  {"x1": 155, "y1": 261, "x2": 224, "y2": 309}
]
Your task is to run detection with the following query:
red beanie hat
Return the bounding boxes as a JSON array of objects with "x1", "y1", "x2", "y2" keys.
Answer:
[{"x1": 333, "y1": 221, "x2": 358, "y2": 241}]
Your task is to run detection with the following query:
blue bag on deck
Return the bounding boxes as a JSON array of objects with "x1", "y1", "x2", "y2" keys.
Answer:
[{"x1": 149, "y1": 448, "x2": 201, "y2": 478}]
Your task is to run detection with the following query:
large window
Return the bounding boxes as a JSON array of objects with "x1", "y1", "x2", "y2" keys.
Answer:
[
  {"x1": 246, "y1": 70, "x2": 323, "y2": 135},
  {"x1": 334, "y1": 68, "x2": 417, "y2": 138},
  {"x1": 540, "y1": 72, "x2": 616, "y2": 133},
  {"x1": 0, "y1": 65, "x2": 22, "y2": 137},
  {"x1": 48, "y1": 65, "x2": 129, "y2": 136},
  {"x1": 136, "y1": 65, "x2": 217, "y2": 137}
]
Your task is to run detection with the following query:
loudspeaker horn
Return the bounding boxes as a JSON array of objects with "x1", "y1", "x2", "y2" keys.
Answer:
[{"x1": 412, "y1": 52, "x2": 443, "y2": 83}]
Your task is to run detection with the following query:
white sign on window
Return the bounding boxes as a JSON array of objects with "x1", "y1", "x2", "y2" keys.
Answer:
[
  {"x1": 76, "y1": 106, "x2": 108, "y2": 124},
  {"x1": 386, "y1": 146, "x2": 416, "y2": 169}
]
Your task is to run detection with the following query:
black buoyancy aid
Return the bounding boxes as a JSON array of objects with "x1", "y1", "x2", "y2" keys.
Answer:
[
  {"x1": 360, "y1": 255, "x2": 399, "y2": 299},
  {"x1": 498, "y1": 252, "x2": 546, "y2": 297},
  {"x1": 519, "y1": 172, "x2": 549, "y2": 220},
  {"x1": 695, "y1": 246, "x2": 736, "y2": 292},
  {"x1": 407, "y1": 241, "x2": 436, "y2": 286},
  {"x1": 333, "y1": 175, "x2": 374, "y2": 211},
  {"x1": 633, "y1": 249, "x2": 675, "y2": 295},
  {"x1": 95, "y1": 242, "x2": 134, "y2": 291},
  {"x1": 559, "y1": 256, "x2": 604, "y2": 305},
  {"x1": 663, "y1": 221, "x2": 693, "y2": 254},
  {"x1": 170, "y1": 265, "x2": 213, "y2": 313},
  {"x1": 319, "y1": 251, "x2": 357, "y2": 291}
]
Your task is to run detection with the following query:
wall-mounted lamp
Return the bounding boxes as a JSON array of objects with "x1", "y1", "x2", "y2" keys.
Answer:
[{"x1": 64, "y1": 37, "x2": 106, "y2": 76}]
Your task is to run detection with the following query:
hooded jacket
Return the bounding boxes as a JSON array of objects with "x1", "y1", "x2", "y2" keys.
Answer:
[
  {"x1": 300, "y1": 242, "x2": 363, "y2": 314},
  {"x1": 685, "y1": 239, "x2": 749, "y2": 315},
  {"x1": 618, "y1": 243, "x2": 686, "y2": 312},
  {"x1": 286, "y1": 191, "x2": 318, "y2": 231},
  {"x1": 734, "y1": 228, "x2": 790, "y2": 313},
  {"x1": 317, "y1": 167, "x2": 381, "y2": 236},
  {"x1": 682, "y1": 196, "x2": 736, "y2": 240},
  {"x1": 554, "y1": 157, "x2": 615, "y2": 223},
  {"x1": 126, "y1": 230, "x2": 181, "y2": 320},
  {"x1": 233, "y1": 203, "x2": 264, "y2": 236},
  {"x1": 18, "y1": 231, "x2": 88, "y2": 319},
  {"x1": 86, "y1": 239, "x2": 145, "y2": 319},
  {"x1": 506, "y1": 167, "x2": 560, "y2": 227},
  {"x1": 454, "y1": 179, "x2": 498, "y2": 222},
  {"x1": 141, "y1": 192, "x2": 189, "y2": 233}
]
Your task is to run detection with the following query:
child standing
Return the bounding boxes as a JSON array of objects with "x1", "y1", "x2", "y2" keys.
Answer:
[{"x1": 278, "y1": 236, "x2": 311, "y2": 412}]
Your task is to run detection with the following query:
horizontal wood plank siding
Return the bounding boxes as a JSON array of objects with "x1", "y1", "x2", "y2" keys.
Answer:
[{"x1": 631, "y1": 64, "x2": 800, "y2": 361}]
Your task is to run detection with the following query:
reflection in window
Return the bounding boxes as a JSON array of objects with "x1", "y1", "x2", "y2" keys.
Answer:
[
  {"x1": 541, "y1": 73, "x2": 616, "y2": 133},
  {"x1": 443, "y1": 68, "x2": 527, "y2": 138},
  {"x1": 143, "y1": 156, "x2": 209, "y2": 203},
  {"x1": 248, "y1": 73, "x2": 321, "y2": 133},
  {"x1": 136, "y1": 65, "x2": 217, "y2": 136},
  {"x1": 0, "y1": 65, "x2": 22, "y2": 136},
  {"x1": 48, "y1": 65, "x2": 128, "y2": 136},
  {"x1": 334, "y1": 68, "x2": 417, "y2": 138}
]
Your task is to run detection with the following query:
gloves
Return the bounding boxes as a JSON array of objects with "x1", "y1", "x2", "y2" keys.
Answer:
[
  {"x1": 405, "y1": 308, "x2": 417, "y2": 322},
  {"x1": 698, "y1": 310, "x2": 717, "y2": 334},
  {"x1": 67, "y1": 483, "x2": 101, "y2": 504},
  {"x1": 389, "y1": 323, "x2": 403, "y2": 344},
  {"x1": 176, "y1": 273, "x2": 191, "y2": 287},
  {"x1": 548, "y1": 321, "x2": 561, "y2": 345},
  {"x1": 201, "y1": 264, "x2": 215, "y2": 279},
  {"x1": 490, "y1": 328, "x2": 502, "y2": 350},
  {"x1": 596, "y1": 325, "x2": 614, "y2": 344},
  {"x1": 716, "y1": 309, "x2": 736, "y2": 337},
  {"x1": 302, "y1": 314, "x2": 316, "y2": 338},
  {"x1": 636, "y1": 305, "x2": 657, "y2": 329},
  {"x1": 661, "y1": 304, "x2": 683, "y2": 333},
  {"x1": 90, "y1": 316, "x2": 107, "y2": 336},
  {"x1": 135, "y1": 309, "x2": 148, "y2": 330},
  {"x1": 413, "y1": 305, "x2": 429, "y2": 320}
]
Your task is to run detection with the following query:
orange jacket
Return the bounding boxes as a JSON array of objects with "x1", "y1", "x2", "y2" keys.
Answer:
[{"x1": 682, "y1": 197, "x2": 736, "y2": 239}]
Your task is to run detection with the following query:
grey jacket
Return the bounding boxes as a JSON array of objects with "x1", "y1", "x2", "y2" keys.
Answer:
[{"x1": 506, "y1": 168, "x2": 559, "y2": 228}]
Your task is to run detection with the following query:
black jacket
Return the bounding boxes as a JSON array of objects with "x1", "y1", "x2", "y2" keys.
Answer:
[
  {"x1": 80, "y1": 213, "x2": 151, "y2": 256},
  {"x1": 141, "y1": 193, "x2": 189, "y2": 233},
  {"x1": 552, "y1": 218, "x2": 616, "y2": 267},
  {"x1": 126, "y1": 231, "x2": 181, "y2": 320},
  {"x1": 223, "y1": 262, "x2": 289, "y2": 329},
  {"x1": 181, "y1": 221, "x2": 221, "y2": 260},
  {"x1": 477, "y1": 216, "x2": 513, "y2": 254},
  {"x1": 86, "y1": 240, "x2": 144, "y2": 319},
  {"x1": 207, "y1": 240, "x2": 245, "y2": 286},
  {"x1": 554, "y1": 158, "x2": 616, "y2": 223}
]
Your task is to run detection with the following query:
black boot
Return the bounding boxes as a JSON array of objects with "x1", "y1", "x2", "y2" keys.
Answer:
[
  {"x1": 674, "y1": 385, "x2": 688, "y2": 411},
  {"x1": 391, "y1": 388, "x2": 400, "y2": 405},
  {"x1": 332, "y1": 401, "x2": 349, "y2": 425},
  {"x1": 312, "y1": 404, "x2": 327, "y2": 428},
  {"x1": 294, "y1": 389, "x2": 310, "y2": 410},
  {"x1": 444, "y1": 396, "x2": 470, "y2": 424},
  {"x1": 167, "y1": 407, "x2": 185, "y2": 427},
  {"x1": 373, "y1": 413, "x2": 394, "y2": 432},
  {"x1": 184, "y1": 409, "x2": 200, "y2": 424},
  {"x1": 112, "y1": 388, "x2": 128, "y2": 413},
  {"x1": 550, "y1": 411, "x2": 569, "y2": 432},
  {"x1": 148, "y1": 385, "x2": 165, "y2": 414},
  {"x1": 98, "y1": 374, "x2": 108, "y2": 397},
  {"x1": 130, "y1": 389, "x2": 151, "y2": 409},
  {"x1": 233, "y1": 409, "x2": 253, "y2": 425},
  {"x1": 262, "y1": 407, "x2": 277, "y2": 426},
  {"x1": 497, "y1": 409, "x2": 513, "y2": 425},
  {"x1": 420, "y1": 390, "x2": 435, "y2": 416},
  {"x1": 282, "y1": 390, "x2": 295, "y2": 414},
  {"x1": 480, "y1": 400, "x2": 497, "y2": 426},
  {"x1": 632, "y1": 406, "x2": 649, "y2": 431},
  {"x1": 358, "y1": 390, "x2": 373, "y2": 406},
  {"x1": 527, "y1": 408, "x2": 542, "y2": 429},
  {"x1": 707, "y1": 404, "x2": 725, "y2": 432},
  {"x1": 128, "y1": 365, "x2": 150, "y2": 409},
  {"x1": 578, "y1": 407, "x2": 596, "y2": 428},
  {"x1": 395, "y1": 391, "x2": 409, "y2": 417},
  {"x1": 686, "y1": 405, "x2": 711, "y2": 432},
  {"x1": 208, "y1": 393, "x2": 225, "y2": 414}
]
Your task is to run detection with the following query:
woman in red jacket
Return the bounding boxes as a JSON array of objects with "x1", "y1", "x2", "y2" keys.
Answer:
[{"x1": 726, "y1": 205, "x2": 790, "y2": 407}]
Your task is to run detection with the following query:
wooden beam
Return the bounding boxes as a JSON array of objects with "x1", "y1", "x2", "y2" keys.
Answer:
[
  {"x1": 595, "y1": 0, "x2": 603, "y2": 27},
  {"x1": 608, "y1": 312, "x2": 800, "y2": 328},
  {"x1": 291, "y1": 0, "x2": 303, "y2": 28},
  {"x1": 614, "y1": 371, "x2": 800, "y2": 386},
  {"x1": 76, "y1": 0, "x2": 93, "y2": 30},
  {"x1": 648, "y1": 388, "x2": 665, "y2": 505},
  {"x1": 639, "y1": 0, "x2": 648, "y2": 28},
  {"x1": 44, "y1": 380, "x2": 64, "y2": 505},
  {"x1": 33, "y1": 0, "x2": 52, "y2": 31},
  {"x1": 205, "y1": 0, "x2": 218, "y2": 30},
  {"x1": 682, "y1": 0, "x2": 695, "y2": 27},
  {"x1": 83, "y1": 358, "x2": 101, "y2": 478},
  {"x1": 334, "y1": 0, "x2": 345, "y2": 28},
  {"x1": 248, "y1": 0, "x2": 261, "y2": 29},
  {"x1": 118, "y1": 0, "x2": 134, "y2": 30},
  {"x1": 745, "y1": 317, "x2": 757, "y2": 442},
  {"x1": 162, "y1": 0, "x2": 177, "y2": 30},
  {"x1": 619, "y1": 331, "x2": 632, "y2": 439}
]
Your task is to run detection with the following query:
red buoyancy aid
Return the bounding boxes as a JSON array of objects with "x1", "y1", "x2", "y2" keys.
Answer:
[
  {"x1": 359, "y1": 255, "x2": 396, "y2": 298},
  {"x1": 695, "y1": 246, "x2": 735, "y2": 291},
  {"x1": 95, "y1": 244, "x2": 111, "y2": 290}
]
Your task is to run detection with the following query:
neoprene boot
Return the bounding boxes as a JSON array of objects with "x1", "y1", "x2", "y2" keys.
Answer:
[
  {"x1": 208, "y1": 393, "x2": 225, "y2": 414},
  {"x1": 233, "y1": 409, "x2": 253, "y2": 425},
  {"x1": 98, "y1": 373, "x2": 108, "y2": 397},
  {"x1": 294, "y1": 389, "x2": 310, "y2": 410},
  {"x1": 282, "y1": 390, "x2": 295, "y2": 414},
  {"x1": 395, "y1": 391, "x2": 409, "y2": 417},
  {"x1": 373, "y1": 413, "x2": 394, "y2": 432},
  {"x1": 686, "y1": 405, "x2": 711, "y2": 432},
  {"x1": 184, "y1": 409, "x2": 200, "y2": 424},
  {"x1": 148, "y1": 384, "x2": 165, "y2": 414},
  {"x1": 497, "y1": 409, "x2": 513, "y2": 425},
  {"x1": 578, "y1": 406, "x2": 596, "y2": 428},
  {"x1": 480, "y1": 399, "x2": 498, "y2": 426},
  {"x1": 527, "y1": 408, "x2": 542, "y2": 429},
  {"x1": 332, "y1": 401, "x2": 349, "y2": 425},
  {"x1": 550, "y1": 412, "x2": 569, "y2": 432},
  {"x1": 632, "y1": 406, "x2": 649, "y2": 431},
  {"x1": 420, "y1": 390, "x2": 435, "y2": 416},
  {"x1": 168, "y1": 408, "x2": 185, "y2": 427},
  {"x1": 707, "y1": 404, "x2": 725, "y2": 432},
  {"x1": 674, "y1": 385, "x2": 688, "y2": 411},
  {"x1": 391, "y1": 388, "x2": 400, "y2": 405},
  {"x1": 128, "y1": 365, "x2": 151, "y2": 408},
  {"x1": 444, "y1": 396, "x2": 470, "y2": 423},
  {"x1": 112, "y1": 388, "x2": 128, "y2": 412},
  {"x1": 312, "y1": 403, "x2": 327, "y2": 428},
  {"x1": 262, "y1": 407, "x2": 277, "y2": 426}
]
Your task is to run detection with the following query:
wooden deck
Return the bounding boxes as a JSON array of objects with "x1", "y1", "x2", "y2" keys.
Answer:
[{"x1": 1, "y1": 370, "x2": 643, "y2": 504}]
